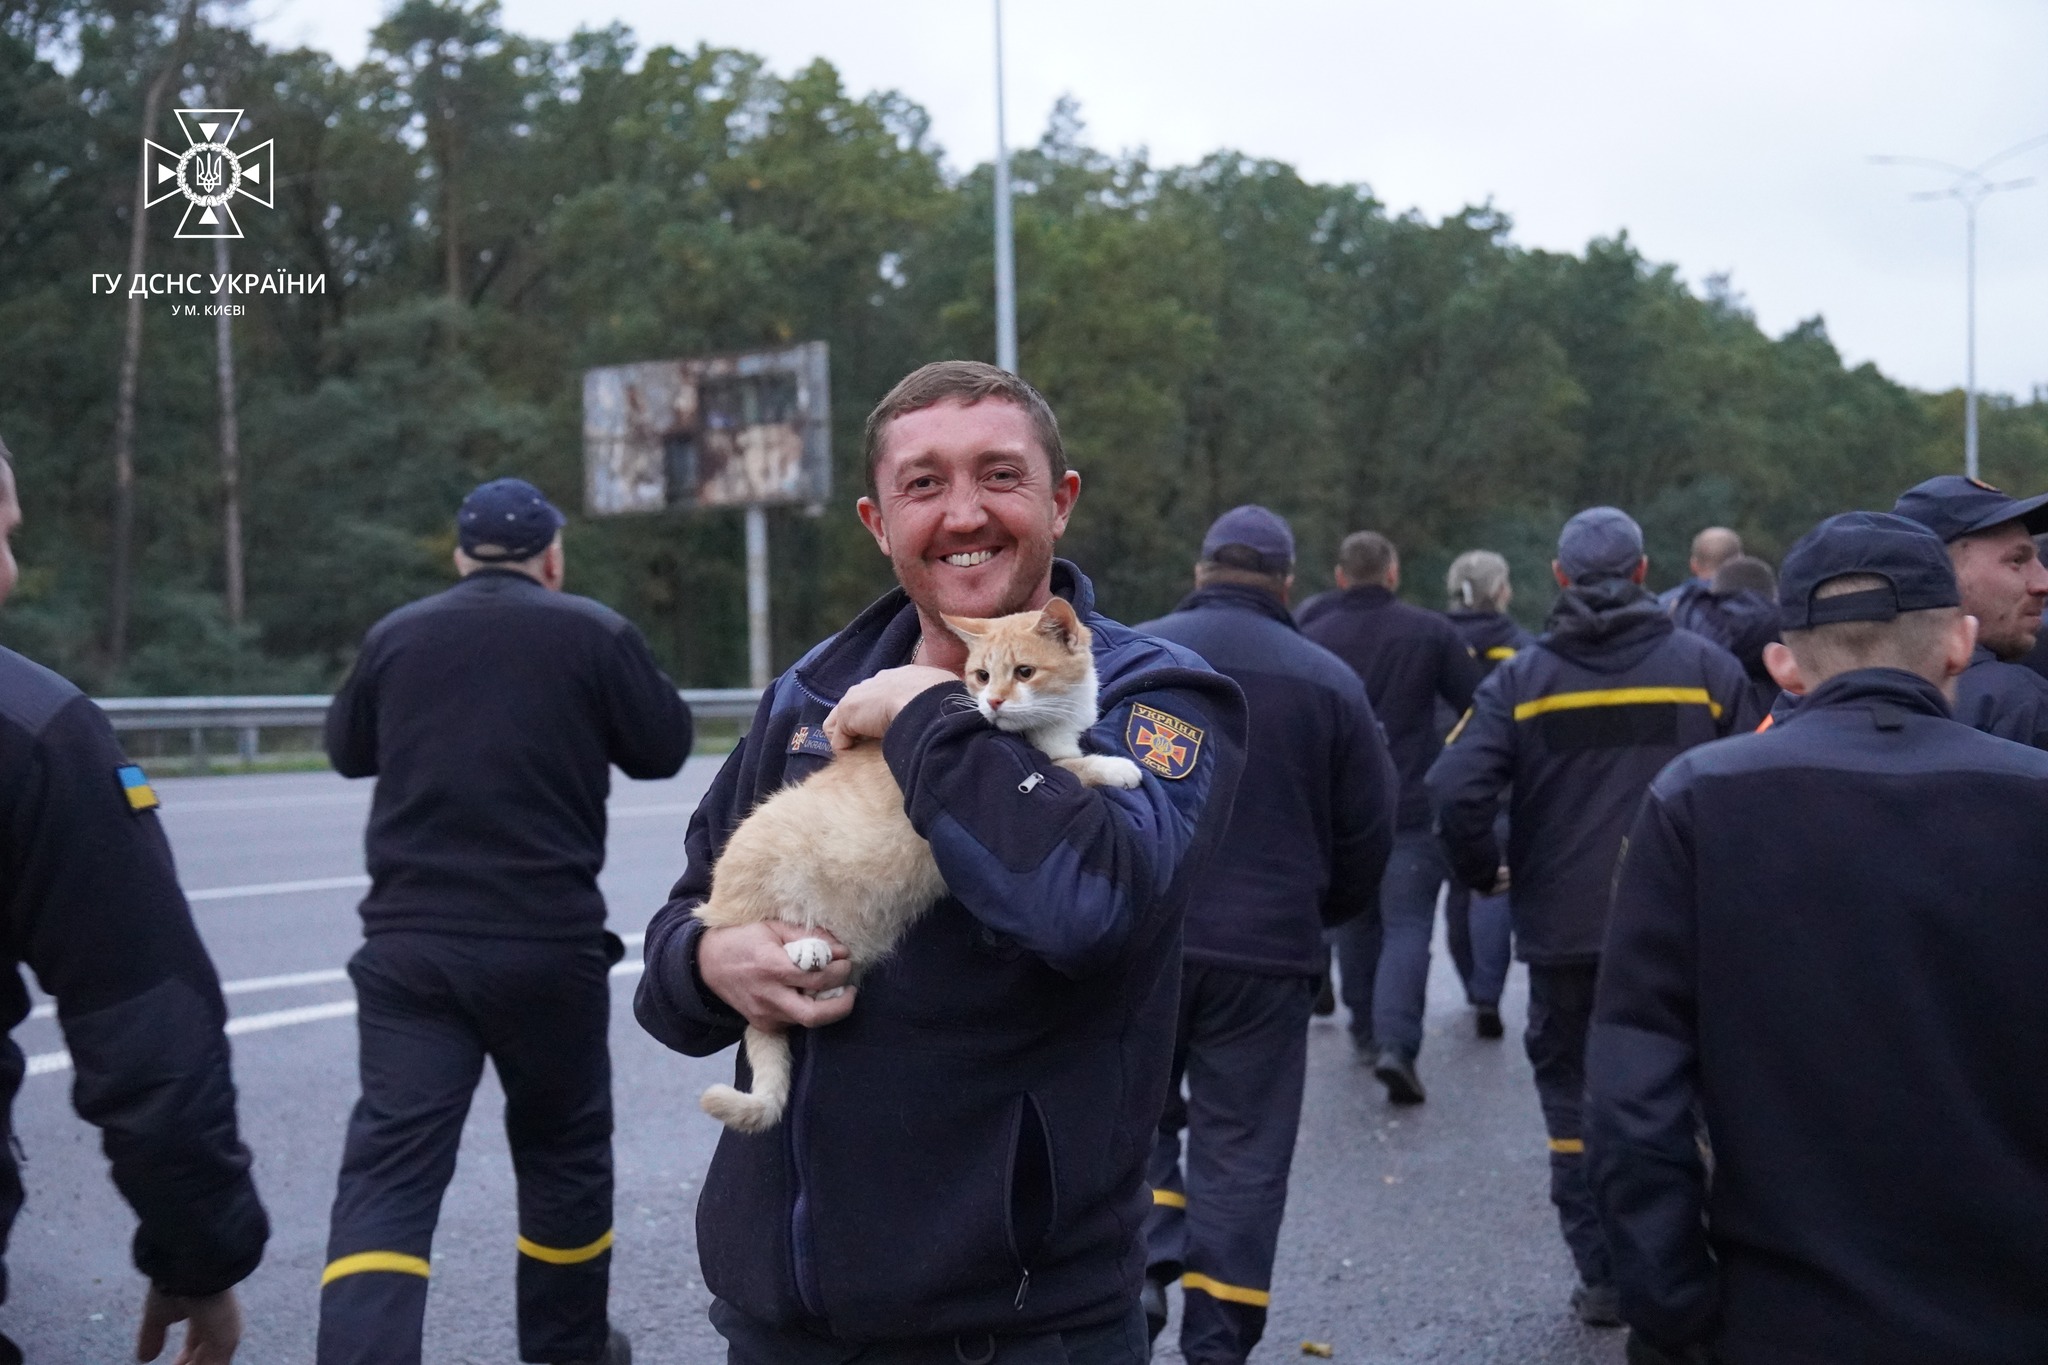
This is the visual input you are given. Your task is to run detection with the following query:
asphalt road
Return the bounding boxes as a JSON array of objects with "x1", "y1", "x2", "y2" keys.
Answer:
[{"x1": 2, "y1": 764, "x2": 1626, "y2": 1365}]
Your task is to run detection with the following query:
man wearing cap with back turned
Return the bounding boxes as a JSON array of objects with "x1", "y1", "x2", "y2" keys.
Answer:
[
  {"x1": 1133, "y1": 507, "x2": 1397, "y2": 1364},
  {"x1": 1587, "y1": 511, "x2": 2048, "y2": 1365},
  {"x1": 317, "y1": 479, "x2": 692, "y2": 1365},
  {"x1": 1428, "y1": 506, "x2": 1752, "y2": 1329},
  {"x1": 1889, "y1": 474, "x2": 2048, "y2": 749}
]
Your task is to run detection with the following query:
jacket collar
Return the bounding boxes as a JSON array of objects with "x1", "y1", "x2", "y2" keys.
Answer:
[
  {"x1": 794, "y1": 559, "x2": 1098, "y2": 706},
  {"x1": 1172, "y1": 582, "x2": 1297, "y2": 628},
  {"x1": 1542, "y1": 579, "x2": 1670, "y2": 659},
  {"x1": 1798, "y1": 667, "x2": 1952, "y2": 721},
  {"x1": 1334, "y1": 584, "x2": 1396, "y2": 610}
]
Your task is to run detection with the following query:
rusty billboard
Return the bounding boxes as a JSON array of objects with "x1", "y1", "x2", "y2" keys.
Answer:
[{"x1": 582, "y1": 341, "x2": 831, "y2": 515}]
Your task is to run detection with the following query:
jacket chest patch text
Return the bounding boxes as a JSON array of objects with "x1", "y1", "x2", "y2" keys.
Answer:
[
  {"x1": 1125, "y1": 703, "x2": 1203, "y2": 780},
  {"x1": 786, "y1": 723, "x2": 835, "y2": 757}
]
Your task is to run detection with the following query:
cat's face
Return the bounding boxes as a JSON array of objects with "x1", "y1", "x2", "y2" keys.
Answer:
[{"x1": 945, "y1": 597, "x2": 1095, "y2": 733}]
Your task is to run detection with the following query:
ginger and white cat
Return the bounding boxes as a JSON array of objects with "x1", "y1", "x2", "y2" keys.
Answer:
[{"x1": 695, "y1": 596, "x2": 1143, "y2": 1133}]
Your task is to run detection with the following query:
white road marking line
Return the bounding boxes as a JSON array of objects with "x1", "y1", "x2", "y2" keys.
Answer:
[
  {"x1": 25, "y1": 938, "x2": 649, "y2": 1077},
  {"x1": 187, "y1": 875, "x2": 371, "y2": 902}
]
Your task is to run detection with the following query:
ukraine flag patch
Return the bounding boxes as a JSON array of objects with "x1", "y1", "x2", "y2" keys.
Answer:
[{"x1": 117, "y1": 764, "x2": 160, "y2": 813}]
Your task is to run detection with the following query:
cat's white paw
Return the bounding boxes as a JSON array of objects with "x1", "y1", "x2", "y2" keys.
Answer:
[
  {"x1": 1060, "y1": 754, "x2": 1146, "y2": 789},
  {"x1": 785, "y1": 937, "x2": 833, "y2": 972}
]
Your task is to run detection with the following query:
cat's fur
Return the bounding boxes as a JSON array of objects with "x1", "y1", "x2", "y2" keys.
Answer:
[{"x1": 695, "y1": 596, "x2": 1143, "y2": 1133}]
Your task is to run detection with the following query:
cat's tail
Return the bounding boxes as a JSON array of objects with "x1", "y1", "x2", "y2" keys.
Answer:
[{"x1": 699, "y1": 1025, "x2": 792, "y2": 1133}]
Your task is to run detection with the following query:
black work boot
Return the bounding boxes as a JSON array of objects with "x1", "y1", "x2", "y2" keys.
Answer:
[
  {"x1": 1475, "y1": 1003, "x2": 1504, "y2": 1039},
  {"x1": 559, "y1": 1327, "x2": 631, "y2": 1365},
  {"x1": 1571, "y1": 1282, "x2": 1622, "y2": 1327},
  {"x1": 1373, "y1": 1048, "x2": 1426, "y2": 1104}
]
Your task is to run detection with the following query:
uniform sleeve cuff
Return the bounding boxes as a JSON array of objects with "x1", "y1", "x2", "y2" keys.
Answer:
[{"x1": 882, "y1": 680, "x2": 973, "y2": 786}]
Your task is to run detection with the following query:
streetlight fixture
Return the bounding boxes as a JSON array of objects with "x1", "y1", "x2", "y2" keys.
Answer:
[
  {"x1": 992, "y1": 0, "x2": 1018, "y2": 374},
  {"x1": 1873, "y1": 133, "x2": 2048, "y2": 479}
]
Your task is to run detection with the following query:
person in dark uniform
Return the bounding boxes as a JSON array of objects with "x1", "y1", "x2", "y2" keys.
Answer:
[
  {"x1": 317, "y1": 478, "x2": 691, "y2": 1365},
  {"x1": 1655, "y1": 527, "x2": 1742, "y2": 617},
  {"x1": 1426, "y1": 506, "x2": 1751, "y2": 1329},
  {"x1": 1299, "y1": 531, "x2": 1481, "y2": 1104},
  {"x1": 1890, "y1": 475, "x2": 2048, "y2": 749},
  {"x1": 2022, "y1": 535, "x2": 2048, "y2": 682},
  {"x1": 0, "y1": 446, "x2": 268, "y2": 1365},
  {"x1": 1675, "y1": 555, "x2": 1781, "y2": 720},
  {"x1": 634, "y1": 361, "x2": 1246, "y2": 1365},
  {"x1": 1440, "y1": 549, "x2": 1533, "y2": 1038},
  {"x1": 1588, "y1": 511, "x2": 2048, "y2": 1365},
  {"x1": 1134, "y1": 506, "x2": 1397, "y2": 1365}
]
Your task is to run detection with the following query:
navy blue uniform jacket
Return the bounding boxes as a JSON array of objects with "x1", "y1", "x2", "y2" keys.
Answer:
[
  {"x1": 326, "y1": 570, "x2": 691, "y2": 939},
  {"x1": 0, "y1": 647, "x2": 268, "y2": 1298},
  {"x1": 1447, "y1": 608, "x2": 1536, "y2": 674},
  {"x1": 633, "y1": 561, "x2": 1246, "y2": 1341},
  {"x1": 1587, "y1": 669, "x2": 2048, "y2": 1364},
  {"x1": 1298, "y1": 585, "x2": 1481, "y2": 830},
  {"x1": 1136, "y1": 583, "x2": 1396, "y2": 976},
  {"x1": 1953, "y1": 646, "x2": 2048, "y2": 750},
  {"x1": 1426, "y1": 582, "x2": 1753, "y2": 962}
]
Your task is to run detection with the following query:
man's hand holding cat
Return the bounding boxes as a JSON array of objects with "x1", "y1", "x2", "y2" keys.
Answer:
[
  {"x1": 698, "y1": 921, "x2": 858, "y2": 1031},
  {"x1": 824, "y1": 664, "x2": 958, "y2": 751}
]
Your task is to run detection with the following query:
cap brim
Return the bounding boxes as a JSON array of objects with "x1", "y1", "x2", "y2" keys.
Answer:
[{"x1": 1962, "y1": 490, "x2": 2048, "y2": 537}]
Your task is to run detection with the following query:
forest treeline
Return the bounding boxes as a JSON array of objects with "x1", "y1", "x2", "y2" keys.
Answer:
[{"x1": 4, "y1": 0, "x2": 2045, "y2": 693}]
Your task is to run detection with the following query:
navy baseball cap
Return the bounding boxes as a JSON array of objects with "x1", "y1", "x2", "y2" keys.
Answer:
[
  {"x1": 1556, "y1": 506, "x2": 1644, "y2": 582},
  {"x1": 1892, "y1": 475, "x2": 2048, "y2": 543},
  {"x1": 458, "y1": 478, "x2": 565, "y2": 562},
  {"x1": 1778, "y1": 511, "x2": 1959, "y2": 631},
  {"x1": 1201, "y1": 505, "x2": 1295, "y2": 573}
]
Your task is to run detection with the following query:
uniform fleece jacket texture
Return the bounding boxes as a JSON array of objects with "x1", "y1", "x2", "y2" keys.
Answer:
[
  {"x1": 0, "y1": 647, "x2": 268, "y2": 1299},
  {"x1": 1426, "y1": 580, "x2": 1754, "y2": 962},
  {"x1": 633, "y1": 561, "x2": 1246, "y2": 1342},
  {"x1": 1588, "y1": 668, "x2": 2048, "y2": 1364},
  {"x1": 1137, "y1": 582, "x2": 1397, "y2": 976},
  {"x1": 325, "y1": 569, "x2": 691, "y2": 940}
]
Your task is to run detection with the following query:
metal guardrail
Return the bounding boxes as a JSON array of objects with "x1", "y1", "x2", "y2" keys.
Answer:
[{"x1": 94, "y1": 689, "x2": 765, "y2": 763}]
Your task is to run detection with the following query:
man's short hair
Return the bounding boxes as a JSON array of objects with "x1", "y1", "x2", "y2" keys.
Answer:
[
  {"x1": 1338, "y1": 531, "x2": 1398, "y2": 585},
  {"x1": 1712, "y1": 555, "x2": 1776, "y2": 597},
  {"x1": 1783, "y1": 573, "x2": 1960, "y2": 681},
  {"x1": 1691, "y1": 527, "x2": 1743, "y2": 574},
  {"x1": 1194, "y1": 557, "x2": 1288, "y2": 595},
  {"x1": 862, "y1": 361, "x2": 1065, "y2": 497}
]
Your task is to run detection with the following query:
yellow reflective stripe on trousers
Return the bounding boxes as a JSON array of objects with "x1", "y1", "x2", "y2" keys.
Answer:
[
  {"x1": 322, "y1": 1251, "x2": 430, "y2": 1285},
  {"x1": 1485, "y1": 646, "x2": 1517, "y2": 661},
  {"x1": 1181, "y1": 1272, "x2": 1272, "y2": 1307},
  {"x1": 1513, "y1": 687, "x2": 1722, "y2": 722},
  {"x1": 1151, "y1": 1187, "x2": 1187, "y2": 1209},
  {"x1": 1549, "y1": 1137, "x2": 1585, "y2": 1154},
  {"x1": 517, "y1": 1228, "x2": 615, "y2": 1265}
]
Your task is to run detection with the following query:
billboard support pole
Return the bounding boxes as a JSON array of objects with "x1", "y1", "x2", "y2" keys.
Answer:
[
  {"x1": 992, "y1": 0, "x2": 1018, "y2": 374},
  {"x1": 746, "y1": 504, "x2": 771, "y2": 690}
]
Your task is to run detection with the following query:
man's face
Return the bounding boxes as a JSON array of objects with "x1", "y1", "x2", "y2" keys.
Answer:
[
  {"x1": 0, "y1": 473, "x2": 18, "y2": 607},
  {"x1": 1949, "y1": 522, "x2": 2048, "y2": 660},
  {"x1": 857, "y1": 398, "x2": 1080, "y2": 622}
]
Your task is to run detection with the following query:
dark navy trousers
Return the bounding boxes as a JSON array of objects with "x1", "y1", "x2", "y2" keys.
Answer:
[
  {"x1": 1144, "y1": 962, "x2": 1317, "y2": 1365},
  {"x1": 1525, "y1": 961, "x2": 1609, "y2": 1288},
  {"x1": 1367, "y1": 829, "x2": 1451, "y2": 1059},
  {"x1": 1444, "y1": 883, "x2": 1512, "y2": 1007},
  {"x1": 318, "y1": 932, "x2": 617, "y2": 1365},
  {"x1": 712, "y1": 1300, "x2": 1151, "y2": 1363}
]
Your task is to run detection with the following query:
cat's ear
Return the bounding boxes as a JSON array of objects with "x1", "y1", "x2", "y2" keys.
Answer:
[
  {"x1": 1037, "y1": 596, "x2": 1083, "y2": 649},
  {"x1": 942, "y1": 614, "x2": 992, "y2": 643}
]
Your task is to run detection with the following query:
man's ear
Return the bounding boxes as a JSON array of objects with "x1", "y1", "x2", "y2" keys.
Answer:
[
  {"x1": 1551, "y1": 560, "x2": 1570, "y2": 589},
  {"x1": 1333, "y1": 567, "x2": 1352, "y2": 590},
  {"x1": 1630, "y1": 556, "x2": 1649, "y2": 585},
  {"x1": 1763, "y1": 641, "x2": 1807, "y2": 696},
  {"x1": 1037, "y1": 595, "x2": 1081, "y2": 646},
  {"x1": 1944, "y1": 614, "x2": 1980, "y2": 680},
  {"x1": 856, "y1": 496, "x2": 891, "y2": 557}
]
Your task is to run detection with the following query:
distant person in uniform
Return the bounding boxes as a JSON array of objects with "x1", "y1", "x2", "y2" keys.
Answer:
[
  {"x1": 0, "y1": 444, "x2": 268, "y2": 1365},
  {"x1": 633, "y1": 362, "x2": 1245, "y2": 1364},
  {"x1": 1890, "y1": 475, "x2": 2048, "y2": 749},
  {"x1": 1440, "y1": 549, "x2": 1533, "y2": 1038},
  {"x1": 1657, "y1": 526, "x2": 1742, "y2": 618},
  {"x1": 1299, "y1": 531, "x2": 1480, "y2": 1104},
  {"x1": 318, "y1": 478, "x2": 692, "y2": 1365},
  {"x1": 1134, "y1": 506, "x2": 1396, "y2": 1365},
  {"x1": 1679, "y1": 555, "x2": 1781, "y2": 719},
  {"x1": 1427, "y1": 506, "x2": 1751, "y2": 1329},
  {"x1": 1588, "y1": 511, "x2": 2048, "y2": 1365}
]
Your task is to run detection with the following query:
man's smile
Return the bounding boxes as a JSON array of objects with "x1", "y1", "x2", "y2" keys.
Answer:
[{"x1": 940, "y1": 549, "x2": 1001, "y2": 568}]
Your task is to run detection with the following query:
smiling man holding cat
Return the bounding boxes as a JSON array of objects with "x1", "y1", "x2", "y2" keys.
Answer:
[{"x1": 636, "y1": 361, "x2": 1248, "y2": 1364}]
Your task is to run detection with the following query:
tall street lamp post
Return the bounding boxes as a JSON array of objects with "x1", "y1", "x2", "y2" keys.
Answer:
[{"x1": 992, "y1": 0, "x2": 1018, "y2": 374}]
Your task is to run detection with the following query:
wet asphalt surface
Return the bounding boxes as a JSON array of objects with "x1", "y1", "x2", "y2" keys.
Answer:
[{"x1": 1, "y1": 765, "x2": 1624, "y2": 1365}]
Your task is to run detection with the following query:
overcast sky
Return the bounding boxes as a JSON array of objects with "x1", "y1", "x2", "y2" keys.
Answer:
[{"x1": 249, "y1": 0, "x2": 2048, "y2": 400}]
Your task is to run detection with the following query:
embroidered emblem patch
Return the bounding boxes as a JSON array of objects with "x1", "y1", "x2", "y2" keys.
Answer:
[
  {"x1": 1125, "y1": 703, "x2": 1204, "y2": 780},
  {"x1": 786, "y1": 723, "x2": 834, "y2": 757},
  {"x1": 117, "y1": 764, "x2": 160, "y2": 813}
]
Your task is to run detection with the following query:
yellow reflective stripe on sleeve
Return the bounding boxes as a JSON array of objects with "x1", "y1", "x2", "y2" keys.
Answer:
[
  {"x1": 1548, "y1": 1138, "x2": 1585, "y2": 1154},
  {"x1": 1150, "y1": 1187, "x2": 1187, "y2": 1209},
  {"x1": 1513, "y1": 687, "x2": 1722, "y2": 722},
  {"x1": 517, "y1": 1229, "x2": 614, "y2": 1265},
  {"x1": 322, "y1": 1251, "x2": 430, "y2": 1285},
  {"x1": 1181, "y1": 1272, "x2": 1272, "y2": 1307},
  {"x1": 1485, "y1": 646, "x2": 1517, "y2": 661},
  {"x1": 1444, "y1": 707, "x2": 1474, "y2": 746}
]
